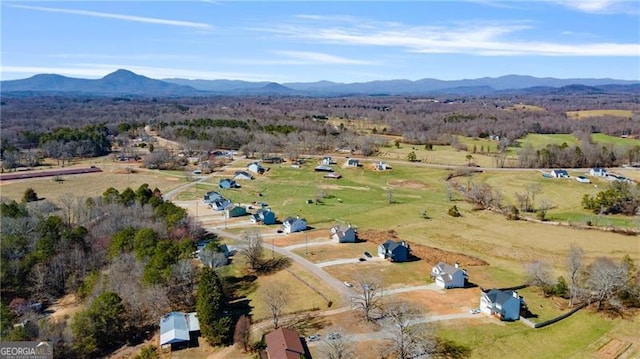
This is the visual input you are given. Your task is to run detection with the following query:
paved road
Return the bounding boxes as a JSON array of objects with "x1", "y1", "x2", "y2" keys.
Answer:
[
  {"x1": 284, "y1": 240, "x2": 335, "y2": 251},
  {"x1": 316, "y1": 256, "x2": 383, "y2": 268}
]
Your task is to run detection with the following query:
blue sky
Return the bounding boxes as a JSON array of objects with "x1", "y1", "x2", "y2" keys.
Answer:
[{"x1": 1, "y1": 1, "x2": 639, "y2": 82}]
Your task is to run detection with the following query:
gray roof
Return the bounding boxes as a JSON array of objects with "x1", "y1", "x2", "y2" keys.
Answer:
[
  {"x1": 484, "y1": 289, "x2": 520, "y2": 305},
  {"x1": 160, "y1": 312, "x2": 199, "y2": 346}
]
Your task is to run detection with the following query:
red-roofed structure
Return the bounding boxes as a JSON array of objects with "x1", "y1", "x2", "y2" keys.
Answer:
[{"x1": 265, "y1": 327, "x2": 306, "y2": 359}]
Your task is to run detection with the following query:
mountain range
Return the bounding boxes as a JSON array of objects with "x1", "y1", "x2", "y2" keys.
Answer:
[{"x1": 1, "y1": 69, "x2": 638, "y2": 97}]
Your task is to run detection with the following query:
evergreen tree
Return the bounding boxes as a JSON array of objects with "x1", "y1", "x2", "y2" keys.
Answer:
[
  {"x1": 22, "y1": 188, "x2": 38, "y2": 202},
  {"x1": 196, "y1": 267, "x2": 230, "y2": 345}
]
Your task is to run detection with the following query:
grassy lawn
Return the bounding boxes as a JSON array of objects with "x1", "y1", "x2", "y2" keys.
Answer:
[
  {"x1": 292, "y1": 242, "x2": 379, "y2": 263},
  {"x1": 566, "y1": 109, "x2": 635, "y2": 120},
  {"x1": 514, "y1": 133, "x2": 640, "y2": 149},
  {"x1": 435, "y1": 310, "x2": 617, "y2": 359},
  {"x1": 323, "y1": 260, "x2": 430, "y2": 288},
  {"x1": 231, "y1": 260, "x2": 337, "y2": 324},
  {"x1": 0, "y1": 165, "x2": 185, "y2": 202}
]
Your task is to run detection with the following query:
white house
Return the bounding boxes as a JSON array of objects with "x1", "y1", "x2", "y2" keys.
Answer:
[
  {"x1": 234, "y1": 171, "x2": 253, "y2": 180},
  {"x1": 589, "y1": 168, "x2": 608, "y2": 177},
  {"x1": 551, "y1": 169, "x2": 569, "y2": 178},
  {"x1": 283, "y1": 216, "x2": 307, "y2": 234},
  {"x1": 247, "y1": 162, "x2": 266, "y2": 174},
  {"x1": 431, "y1": 262, "x2": 467, "y2": 289},
  {"x1": 374, "y1": 161, "x2": 388, "y2": 171},
  {"x1": 330, "y1": 224, "x2": 357, "y2": 243},
  {"x1": 321, "y1": 156, "x2": 333, "y2": 165}
]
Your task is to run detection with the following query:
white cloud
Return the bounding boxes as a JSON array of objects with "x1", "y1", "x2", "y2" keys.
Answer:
[
  {"x1": 547, "y1": 0, "x2": 639, "y2": 14},
  {"x1": 262, "y1": 16, "x2": 639, "y2": 57},
  {"x1": 11, "y1": 5, "x2": 213, "y2": 30},
  {"x1": 273, "y1": 51, "x2": 373, "y2": 65}
]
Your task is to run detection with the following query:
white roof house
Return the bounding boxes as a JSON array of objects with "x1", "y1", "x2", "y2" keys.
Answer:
[{"x1": 160, "y1": 312, "x2": 200, "y2": 347}]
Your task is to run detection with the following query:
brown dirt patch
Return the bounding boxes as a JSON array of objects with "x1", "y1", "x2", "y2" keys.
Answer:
[
  {"x1": 392, "y1": 288, "x2": 482, "y2": 314},
  {"x1": 598, "y1": 339, "x2": 632, "y2": 359},
  {"x1": 359, "y1": 229, "x2": 488, "y2": 267},
  {"x1": 387, "y1": 179, "x2": 428, "y2": 189},
  {"x1": 48, "y1": 294, "x2": 83, "y2": 322}
]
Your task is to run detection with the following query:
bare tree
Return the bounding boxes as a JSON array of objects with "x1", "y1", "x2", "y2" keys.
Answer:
[
  {"x1": 537, "y1": 198, "x2": 552, "y2": 221},
  {"x1": 318, "y1": 328, "x2": 353, "y2": 359},
  {"x1": 261, "y1": 284, "x2": 288, "y2": 329},
  {"x1": 382, "y1": 302, "x2": 435, "y2": 359},
  {"x1": 168, "y1": 259, "x2": 199, "y2": 310},
  {"x1": 586, "y1": 257, "x2": 628, "y2": 311},
  {"x1": 199, "y1": 248, "x2": 228, "y2": 269},
  {"x1": 567, "y1": 243, "x2": 585, "y2": 306},
  {"x1": 525, "y1": 260, "x2": 555, "y2": 295},
  {"x1": 239, "y1": 231, "x2": 264, "y2": 272},
  {"x1": 351, "y1": 273, "x2": 384, "y2": 322},
  {"x1": 233, "y1": 315, "x2": 251, "y2": 352}
]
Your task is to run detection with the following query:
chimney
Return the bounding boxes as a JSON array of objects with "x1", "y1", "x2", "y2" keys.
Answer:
[{"x1": 454, "y1": 262, "x2": 459, "y2": 268}]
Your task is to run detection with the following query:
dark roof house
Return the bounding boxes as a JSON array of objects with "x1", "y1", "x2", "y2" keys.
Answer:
[
  {"x1": 265, "y1": 327, "x2": 306, "y2": 359},
  {"x1": 378, "y1": 240, "x2": 410, "y2": 262},
  {"x1": 480, "y1": 289, "x2": 524, "y2": 321},
  {"x1": 330, "y1": 224, "x2": 357, "y2": 243}
]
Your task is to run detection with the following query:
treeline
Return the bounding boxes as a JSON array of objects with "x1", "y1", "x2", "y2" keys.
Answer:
[
  {"x1": 0, "y1": 184, "x2": 218, "y2": 358},
  {"x1": 2, "y1": 93, "x2": 639, "y2": 168},
  {"x1": 517, "y1": 136, "x2": 640, "y2": 168},
  {"x1": 2, "y1": 124, "x2": 113, "y2": 169}
]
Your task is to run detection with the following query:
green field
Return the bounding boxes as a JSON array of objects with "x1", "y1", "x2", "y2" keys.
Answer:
[
  {"x1": 435, "y1": 311, "x2": 617, "y2": 359},
  {"x1": 515, "y1": 133, "x2": 640, "y2": 149}
]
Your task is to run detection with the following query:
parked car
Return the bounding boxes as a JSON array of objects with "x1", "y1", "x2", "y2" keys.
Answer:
[
  {"x1": 343, "y1": 281, "x2": 353, "y2": 287},
  {"x1": 469, "y1": 308, "x2": 481, "y2": 314},
  {"x1": 358, "y1": 257, "x2": 366, "y2": 262},
  {"x1": 327, "y1": 332, "x2": 341, "y2": 340},
  {"x1": 364, "y1": 251, "x2": 372, "y2": 258},
  {"x1": 307, "y1": 334, "x2": 320, "y2": 342}
]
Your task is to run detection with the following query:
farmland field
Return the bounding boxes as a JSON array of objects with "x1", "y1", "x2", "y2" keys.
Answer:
[{"x1": 567, "y1": 109, "x2": 635, "y2": 119}]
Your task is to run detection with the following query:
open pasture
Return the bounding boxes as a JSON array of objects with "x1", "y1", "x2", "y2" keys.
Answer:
[
  {"x1": 566, "y1": 109, "x2": 635, "y2": 119},
  {"x1": 515, "y1": 133, "x2": 640, "y2": 149},
  {"x1": 0, "y1": 161, "x2": 186, "y2": 202}
]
